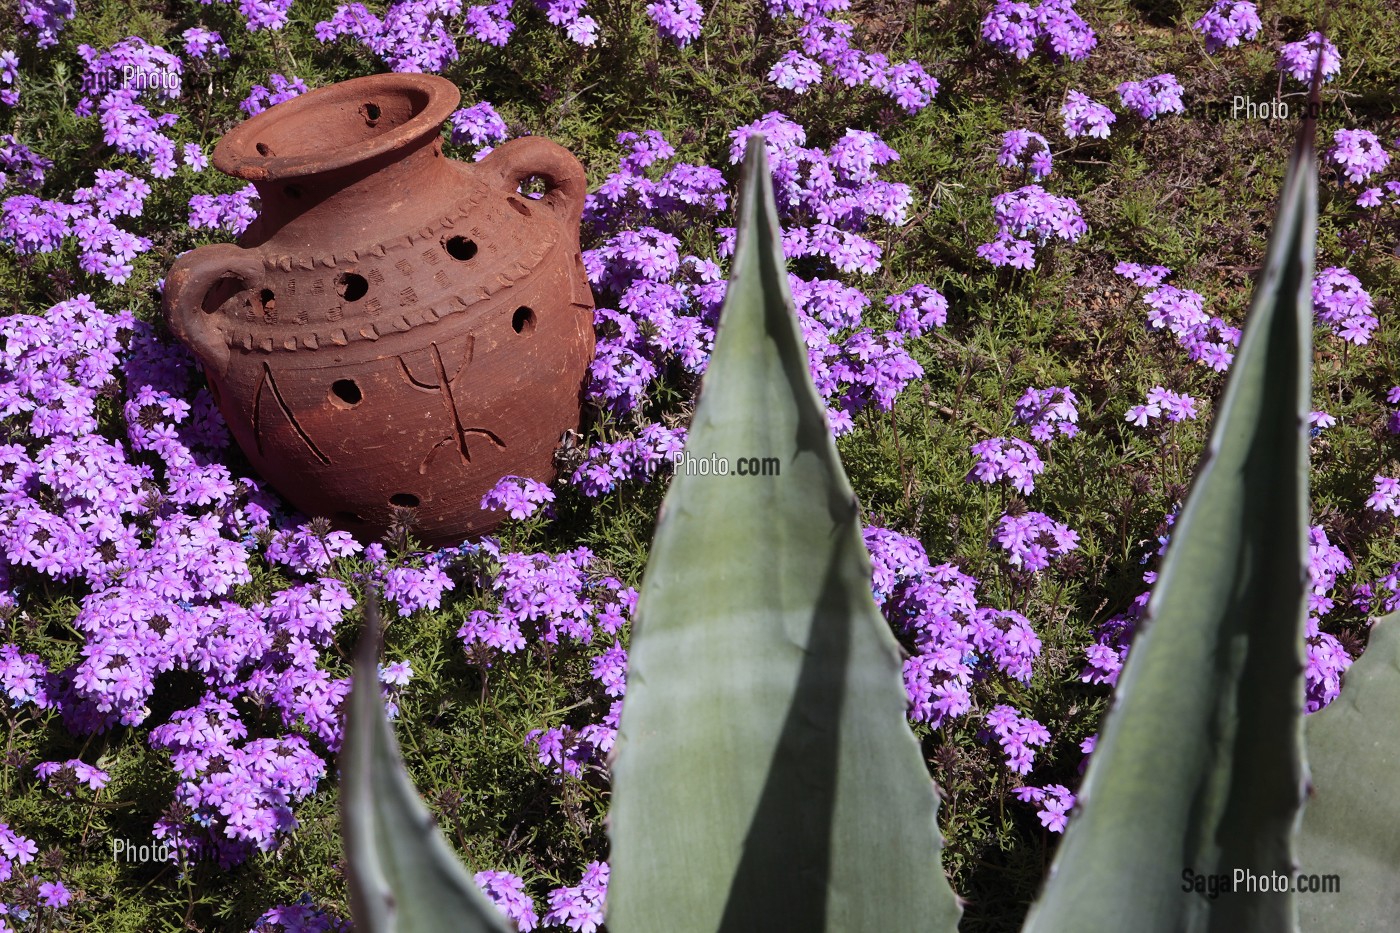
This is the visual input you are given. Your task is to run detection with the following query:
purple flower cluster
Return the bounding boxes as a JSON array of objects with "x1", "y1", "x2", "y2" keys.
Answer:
[
  {"x1": 535, "y1": 0, "x2": 599, "y2": 46},
  {"x1": 865, "y1": 527, "x2": 1042, "y2": 723},
  {"x1": 977, "y1": 184, "x2": 1086, "y2": 269},
  {"x1": 0, "y1": 51, "x2": 18, "y2": 107},
  {"x1": 1081, "y1": 519, "x2": 1354, "y2": 715},
  {"x1": 765, "y1": 16, "x2": 939, "y2": 113},
  {"x1": 647, "y1": 0, "x2": 703, "y2": 46},
  {"x1": 967, "y1": 437, "x2": 1045, "y2": 495},
  {"x1": 449, "y1": 102, "x2": 510, "y2": 149},
  {"x1": 1060, "y1": 90, "x2": 1115, "y2": 140},
  {"x1": 0, "y1": 293, "x2": 450, "y2": 868},
  {"x1": 5, "y1": 164, "x2": 161, "y2": 284},
  {"x1": 981, "y1": 0, "x2": 1097, "y2": 63},
  {"x1": 1013, "y1": 386, "x2": 1079, "y2": 442},
  {"x1": 0, "y1": 135, "x2": 52, "y2": 189},
  {"x1": 149, "y1": 698, "x2": 328, "y2": 862},
  {"x1": 182, "y1": 26, "x2": 230, "y2": 60},
  {"x1": 570, "y1": 423, "x2": 688, "y2": 496},
  {"x1": 187, "y1": 183, "x2": 261, "y2": 236},
  {"x1": 18, "y1": 0, "x2": 75, "y2": 49},
  {"x1": 1278, "y1": 32, "x2": 1341, "y2": 84},
  {"x1": 884, "y1": 284, "x2": 948, "y2": 337},
  {"x1": 457, "y1": 544, "x2": 633, "y2": 681},
  {"x1": 1125, "y1": 386, "x2": 1199, "y2": 426},
  {"x1": 76, "y1": 38, "x2": 188, "y2": 177},
  {"x1": 1, "y1": 820, "x2": 74, "y2": 930},
  {"x1": 1013, "y1": 782, "x2": 1075, "y2": 832},
  {"x1": 542, "y1": 861, "x2": 608, "y2": 932},
  {"x1": 316, "y1": 1, "x2": 465, "y2": 72},
  {"x1": 1356, "y1": 179, "x2": 1400, "y2": 209},
  {"x1": 252, "y1": 894, "x2": 349, "y2": 932},
  {"x1": 1367, "y1": 475, "x2": 1400, "y2": 517},
  {"x1": 1303, "y1": 527, "x2": 1352, "y2": 711},
  {"x1": 1327, "y1": 129, "x2": 1391, "y2": 185},
  {"x1": 240, "y1": 74, "x2": 308, "y2": 116},
  {"x1": 223, "y1": 0, "x2": 296, "y2": 31},
  {"x1": 996, "y1": 129, "x2": 1053, "y2": 181},
  {"x1": 1117, "y1": 74, "x2": 1185, "y2": 121},
  {"x1": 985, "y1": 704, "x2": 1051, "y2": 774},
  {"x1": 577, "y1": 120, "x2": 922, "y2": 459},
  {"x1": 1114, "y1": 262, "x2": 1240, "y2": 371},
  {"x1": 1312, "y1": 265, "x2": 1377, "y2": 346},
  {"x1": 34, "y1": 758, "x2": 109, "y2": 793},
  {"x1": 1191, "y1": 0, "x2": 1260, "y2": 53},
  {"x1": 481, "y1": 475, "x2": 555, "y2": 520},
  {"x1": 994, "y1": 511, "x2": 1079, "y2": 572},
  {"x1": 475, "y1": 870, "x2": 540, "y2": 931}
]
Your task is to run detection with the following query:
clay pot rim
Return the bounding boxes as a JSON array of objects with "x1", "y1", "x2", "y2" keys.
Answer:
[{"x1": 211, "y1": 73, "x2": 462, "y2": 182}]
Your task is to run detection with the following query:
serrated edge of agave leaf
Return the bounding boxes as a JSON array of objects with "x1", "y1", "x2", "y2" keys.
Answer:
[
  {"x1": 1021, "y1": 95, "x2": 1316, "y2": 933},
  {"x1": 605, "y1": 136, "x2": 962, "y2": 933},
  {"x1": 1296, "y1": 609, "x2": 1400, "y2": 931},
  {"x1": 340, "y1": 593, "x2": 513, "y2": 933}
]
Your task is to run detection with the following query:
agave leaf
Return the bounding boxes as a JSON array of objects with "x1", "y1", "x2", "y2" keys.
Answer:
[
  {"x1": 1021, "y1": 108, "x2": 1317, "y2": 932},
  {"x1": 605, "y1": 136, "x2": 962, "y2": 933},
  {"x1": 1297, "y1": 609, "x2": 1400, "y2": 930},
  {"x1": 340, "y1": 593, "x2": 514, "y2": 933}
]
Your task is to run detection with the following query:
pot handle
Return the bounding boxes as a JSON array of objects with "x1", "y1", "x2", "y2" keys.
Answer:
[
  {"x1": 162, "y1": 243, "x2": 265, "y2": 377},
  {"x1": 481, "y1": 137, "x2": 587, "y2": 231}
]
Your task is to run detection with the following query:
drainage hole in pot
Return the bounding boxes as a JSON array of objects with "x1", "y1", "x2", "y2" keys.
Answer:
[
  {"x1": 519, "y1": 175, "x2": 548, "y2": 200},
  {"x1": 362, "y1": 102, "x2": 381, "y2": 125},
  {"x1": 329, "y1": 379, "x2": 362, "y2": 408},
  {"x1": 335, "y1": 272, "x2": 368, "y2": 301},
  {"x1": 389, "y1": 492, "x2": 420, "y2": 508},
  {"x1": 507, "y1": 196, "x2": 532, "y2": 217},
  {"x1": 444, "y1": 236, "x2": 477, "y2": 261},
  {"x1": 255, "y1": 142, "x2": 273, "y2": 156},
  {"x1": 512, "y1": 306, "x2": 536, "y2": 334},
  {"x1": 334, "y1": 511, "x2": 364, "y2": 523},
  {"x1": 259, "y1": 289, "x2": 276, "y2": 316}
]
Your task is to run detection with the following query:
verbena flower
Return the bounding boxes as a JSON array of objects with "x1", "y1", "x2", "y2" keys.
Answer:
[
  {"x1": 997, "y1": 129, "x2": 1053, "y2": 180},
  {"x1": 967, "y1": 437, "x2": 1045, "y2": 494},
  {"x1": 18, "y1": 0, "x2": 76, "y2": 48},
  {"x1": 647, "y1": 0, "x2": 704, "y2": 46},
  {"x1": 1278, "y1": 31, "x2": 1341, "y2": 83},
  {"x1": 240, "y1": 74, "x2": 307, "y2": 115},
  {"x1": 994, "y1": 511, "x2": 1080, "y2": 572},
  {"x1": 475, "y1": 871, "x2": 540, "y2": 931},
  {"x1": 1014, "y1": 783, "x2": 1076, "y2": 832},
  {"x1": 1192, "y1": 0, "x2": 1260, "y2": 53},
  {"x1": 542, "y1": 861, "x2": 607, "y2": 932},
  {"x1": 1013, "y1": 386, "x2": 1079, "y2": 442},
  {"x1": 978, "y1": 184, "x2": 1086, "y2": 269},
  {"x1": 1327, "y1": 128, "x2": 1391, "y2": 184},
  {"x1": 982, "y1": 0, "x2": 1095, "y2": 62},
  {"x1": 1125, "y1": 386, "x2": 1198, "y2": 426},
  {"x1": 985, "y1": 704, "x2": 1051, "y2": 774},
  {"x1": 1312, "y1": 265, "x2": 1376, "y2": 346},
  {"x1": 1061, "y1": 89, "x2": 1115, "y2": 139},
  {"x1": 1117, "y1": 73, "x2": 1185, "y2": 120},
  {"x1": 481, "y1": 475, "x2": 555, "y2": 520}
]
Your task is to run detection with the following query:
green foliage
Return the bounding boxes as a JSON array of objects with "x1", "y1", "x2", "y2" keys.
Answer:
[
  {"x1": 605, "y1": 138, "x2": 962, "y2": 932},
  {"x1": 1298, "y1": 608, "x2": 1400, "y2": 932},
  {"x1": 1022, "y1": 95, "x2": 1319, "y2": 933},
  {"x1": 341, "y1": 595, "x2": 513, "y2": 933}
]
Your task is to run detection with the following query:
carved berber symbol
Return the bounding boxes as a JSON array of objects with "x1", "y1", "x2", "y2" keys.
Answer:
[{"x1": 395, "y1": 335, "x2": 506, "y2": 474}]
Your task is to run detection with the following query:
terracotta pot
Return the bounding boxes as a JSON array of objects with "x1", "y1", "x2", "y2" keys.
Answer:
[{"x1": 163, "y1": 73, "x2": 596, "y2": 546}]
